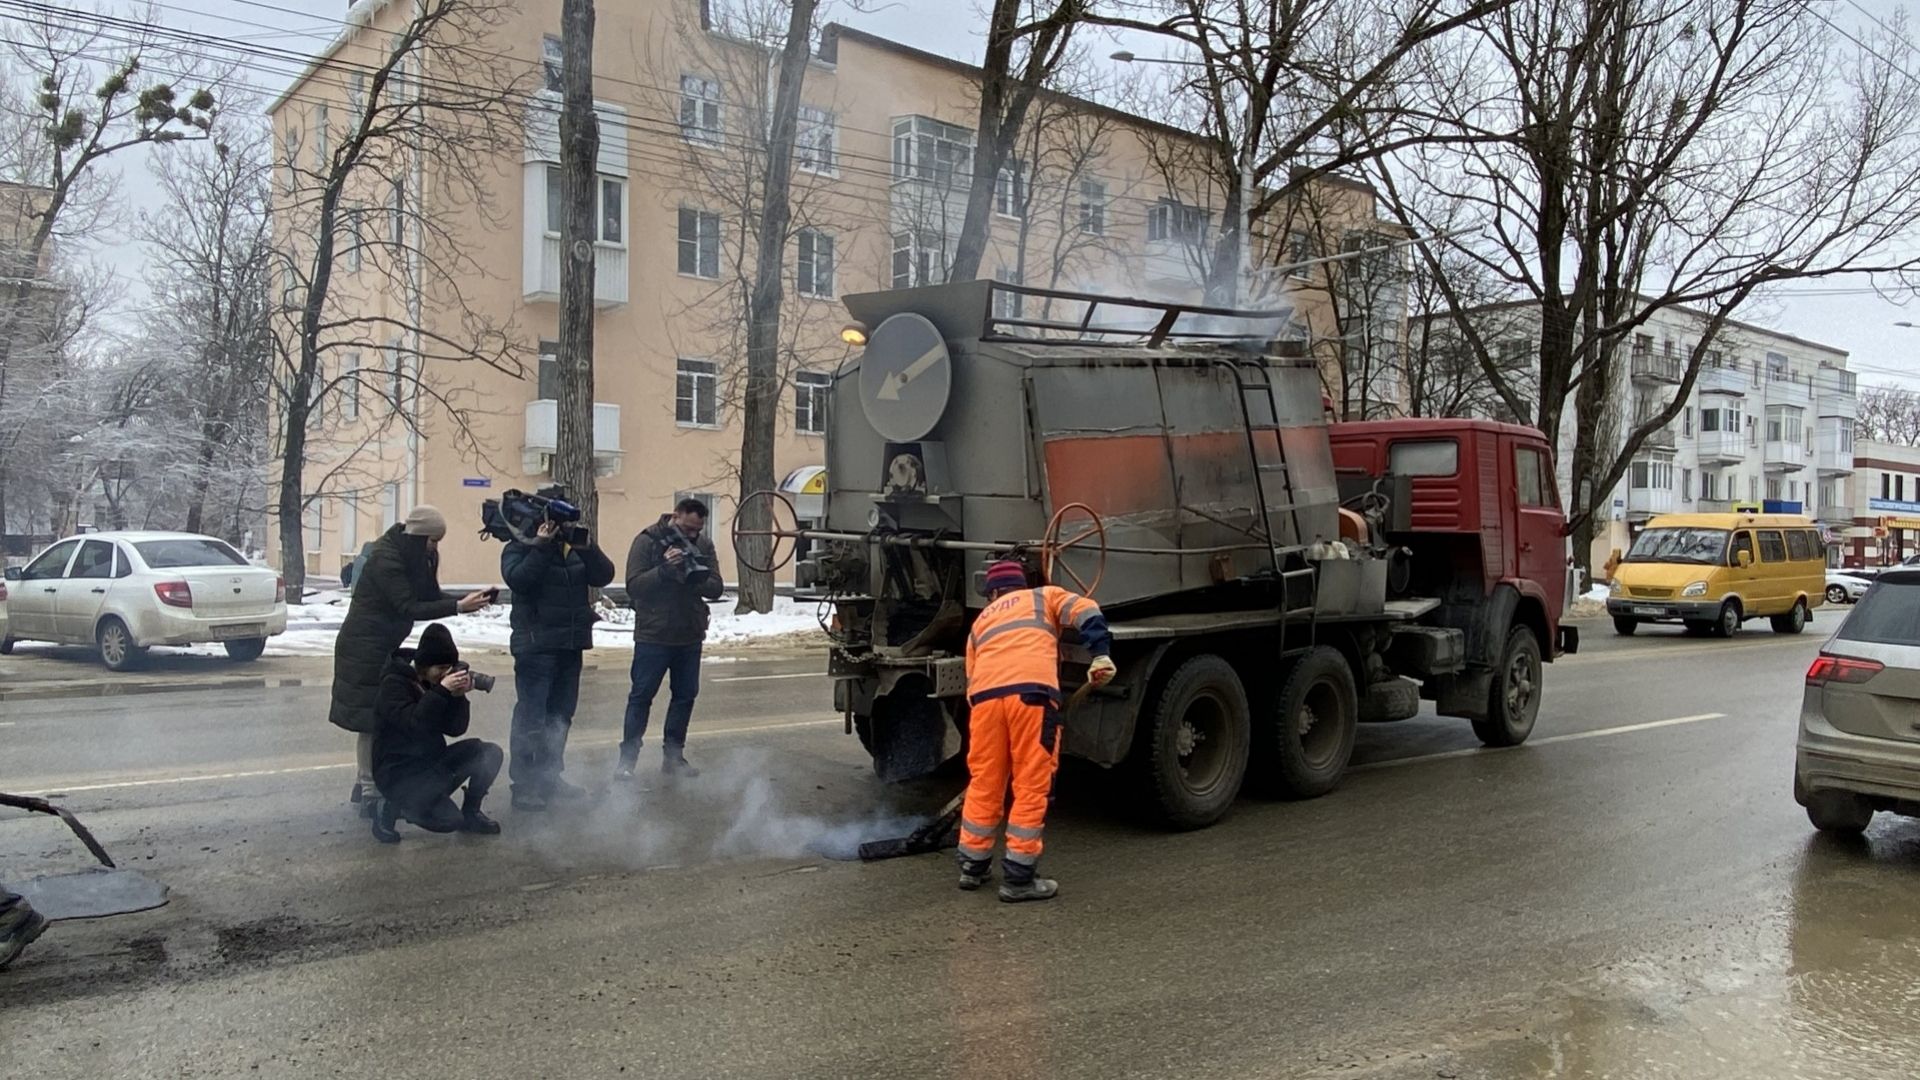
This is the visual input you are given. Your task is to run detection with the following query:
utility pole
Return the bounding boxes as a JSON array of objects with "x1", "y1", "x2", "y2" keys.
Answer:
[{"x1": 554, "y1": 0, "x2": 600, "y2": 535}]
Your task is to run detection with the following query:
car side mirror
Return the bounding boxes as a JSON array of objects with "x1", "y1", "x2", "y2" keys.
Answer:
[
  {"x1": 3, "y1": 566, "x2": 19, "y2": 581},
  {"x1": 1736, "y1": 550, "x2": 1753, "y2": 568}
]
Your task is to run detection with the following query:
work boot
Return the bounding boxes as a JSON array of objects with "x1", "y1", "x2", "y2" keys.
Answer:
[
  {"x1": 613, "y1": 760, "x2": 637, "y2": 782},
  {"x1": 547, "y1": 777, "x2": 588, "y2": 801},
  {"x1": 662, "y1": 748, "x2": 701, "y2": 778},
  {"x1": 998, "y1": 877, "x2": 1059, "y2": 904},
  {"x1": 0, "y1": 902, "x2": 48, "y2": 970},
  {"x1": 460, "y1": 809, "x2": 502, "y2": 835},
  {"x1": 370, "y1": 799, "x2": 402, "y2": 844},
  {"x1": 957, "y1": 859, "x2": 992, "y2": 892},
  {"x1": 510, "y1": 789, "x2": 549, "y2": 813}
]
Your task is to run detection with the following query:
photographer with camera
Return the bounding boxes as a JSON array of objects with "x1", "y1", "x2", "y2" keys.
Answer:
[
  {"x1": 496, "y1": 485, "x2": 615, "y2": 811},
  {"x1": 369, "y1": 623, "x2": 504, "y2": 843},
  {"x1": 618, "y1": 498, "x2": 723, "y2": 779}
]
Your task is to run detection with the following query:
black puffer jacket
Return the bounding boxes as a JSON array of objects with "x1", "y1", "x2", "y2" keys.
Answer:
[
  {"x1": 626, "y1": 515, "x2": 724, "y2": 646},
  {"x1": 501, "y1": 537, "x2": 615, "y2": 654},
  {"x1": 370, "y1": 650, "x2": 472, "y2": 810},
  {"x1": 327, "y1": 526, "x2": 458, "y2": 733}
]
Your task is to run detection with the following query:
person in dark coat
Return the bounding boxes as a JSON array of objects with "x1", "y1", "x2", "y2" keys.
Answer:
[
  {"x1": 369, "y1": 623, "x2": 504, "y2": 843},
  {"x1": 328, "y1": 505, "x2": 491, "y2": 813},
  {"x1": 618, "y1": 498, "x2": 724, "y2": 779},
  {"x1": 499, "y1": 488, "x2": 616, "y2": 811}
]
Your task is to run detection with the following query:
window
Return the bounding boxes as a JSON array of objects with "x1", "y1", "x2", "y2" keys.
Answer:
[
  {"x1": 1787, "y1": 529, "x2": 1815, "y2": 561},
  {"x1": 600, "y1": 177, "x2": 624, "y2": 244},
  {"x1": 1078, "y1": 180, "x2": 1106, "y2": 235},
  {"x1": 1682, "y1": 407, "x2": 1693, "y2": 437},
  {"x1": 383, "y1": 483, "x2": 401, "y2": 529},
  {"x1": 134, "y1": 539, "x2": 247, "y2": 568},
  {"x1": 1837, "y1": 417, "x2": 1854, "y2": 453},
  {"x1": 1749, "y1": 475, "x2": 1760, "y2": 502},
  {"x1": 891, "y1": 116, "x2": 974, "y2": 187},
  {"x1": 304, "y1": 500, "x2": 324, "y2": 551},
  {"x1": 676, "y1": 358, "x2": 718, "y2": 427},
  {"x1": 795, "y1": 371, "x2": 831, "y2": 435},
  {"x1": 677, "y1": 208, "x2": 721, "y2": 278},
  {"x1": 679, "y1": 75, "x2": 723, "y2": 146},
  {"x1": 1515, "y1": 447, "x2": 1549, "y2": 507},
  {"x1": 349, "y1": 71, "x2": 366, "y2": 115},
  {"x1": 545, "y1": 165, "x2": 564, "y2": 234},
  {"x1": 1767, "y1": 476, "x2": 1783, "y2": 501},
  {"x1": 312, "y1": 104, "x2": 328, "y2": 168},
  {"x1": 385, "y1": 340, "x2": 403, "y2": 408},
  {"x1": 340, "y1": 208, "x2": 363, "y2": 273},
  {"x1": 22, "y1": 540, "x2": 78, "y2": 580},
  {"x1": 1389, "y1": 439, "x2": 1458, "y2": 477},
  {"x1": 1701, "y1": 408, "x2": 1721, "y2": 433},
  {"x1": 70, "y1": 539, "x2": 115, "y2": 580},
  {"x1": 891, "y1": 231, "x2": 948, "y2": 289},
  {"x1": 1901, "y1": 475, "x2": 1908, "y2": 502},
  {"x1": 1630, "y1": 460, "x2": 1674, "y2": 490},
  {"x1": 341, "y1": 492, "x2": 358, "y2": 554},
  {"x1": 542, "y1": 34, "x2": 564, "y2": 93},
  {"x1": 1758, "y1": 530, "x2": 1788, "y2": 563},
  {"x1": 1632, "y1": 333, "x2": 1652, "y2": 360},
  {"x1": 1788, "y1": 480, "x2": 1800, "y2": 502},
  {"x1": 993, "y1": 267, "x2": 1023, "y2": 319},
  {"x1": 1766, "y1": 405, "x2": 1802, "y2": 444},
  {"x1": 342, "y1": 352, "x2": 360, "y2": 420},
  {"x1": 796, "y1": 106, "x2": 836, "y2": 174},
  {"x1": 537, "y1": 339, "x2": 560, "y2": 400},
  {"x1": 1147, "y1": 198, "x2": 1207, "y2": 243},
  {"x1": 994, "y1": 160, "x2": 1026, "y2": 218},
  {"x1": 1701, "y1": 471, "x2": 1716, "y2": 500},
  {"x1": 1731, "y1": 530, "x2": 1754, "y2": 565},
  {"x1": 1286, "y1": 232, "x2": 1313, "y2": 279},
  {"x1": 1884, "y1": 472, "x2": 1892, "y2": 499},
  {"x1": 1681, "y1": 467, "x2": 1693, "y2": 501},
  {"x1": 796, "y1": 228, "x2": 834, "y2": 298},
  {"x1": 389, "y1": 177, "x2": 405, "y2": 248},
  {"x1": 1767, "y1": 352, "x2": 1791, "y2": 383}
]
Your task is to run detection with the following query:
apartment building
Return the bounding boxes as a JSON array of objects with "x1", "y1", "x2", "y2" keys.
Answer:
[
  {"x1": 265, "y1": 0, "x2": 1397, "y2": 585},
  {"x1": 1844, "y1": 440, "x2": 1920, "y2": 567},
  {"x1": 1439, "y1": 301, "x2": 1856, "y2": 569}
]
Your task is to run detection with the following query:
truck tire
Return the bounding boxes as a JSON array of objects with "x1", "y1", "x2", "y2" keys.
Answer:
[
  {"x1": 1134, "y1": 654, "x2": 1250, "y2": 830},
  {"x1": 1611, "y1": 616, "x2": 1638, "y2": 636},
  {"x1": 1472, "y1": 627, "x2": 1541, "y2": 747},
  {"x1": 1254, "y1": 646, "x2": 1357, "y2": 800}
]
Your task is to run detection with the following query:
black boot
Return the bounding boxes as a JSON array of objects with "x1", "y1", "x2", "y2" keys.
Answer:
[
  {"x1": 662, "y1": 747, "x2": 701, "y2": 778},
  {"x1": 0, "y1": 901, "x2": 48, "y2": 970},
  {"x1": 999, "y1": 864, "x2": 1058, "y2": 903},
  {"x1": 461, "y1": 790, "x2": 501, "y2": 834},
  {"x1": 957, "y1": 856, "x2": 993, "y2": 892},
  {"x1": 370, "y1": 798, "x2": 402, "y2": 844}
]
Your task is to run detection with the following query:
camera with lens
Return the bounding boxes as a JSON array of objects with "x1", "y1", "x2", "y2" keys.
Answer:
[
  {"x1": 664, "y1": 528, "x2": 710, "y2": 583},
  {"x1": 451, "y1": 661, "x2": 495, "y2": 693},
  {"x1": 480, "y1": 487, "x2": 589, "y2": 547}
]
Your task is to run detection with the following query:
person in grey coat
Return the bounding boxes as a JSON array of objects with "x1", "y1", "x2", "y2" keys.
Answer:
[
  {"x1": 327, "y1": 505, "x2": 491, "y2": 813},
  {"x1": 617, "y1": 498, "x2": 723, "y2": 779}
]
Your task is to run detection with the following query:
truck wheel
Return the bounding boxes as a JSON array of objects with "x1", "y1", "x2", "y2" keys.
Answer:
[
  {"x1": 1255, "y1": 646, "x2": 1358, "y2": 800},
  {"x1": 224, "y1": 637, "x2": 267, "y2": 662},
  {"x1": 1770, "y1": 601, "x2": 1807, "y2": 635},
  {"x1": 97, "y1": 616, "x2": 146, "y2": 672},
  {"x1": 1611, "y1": 616, "x2": 1638, "y2": 636},
  {"x1": 1472, "y1": 627, "x2": 1541, "y2": 747},
  {"x1": 1714, "y1": 600, "x2": 1742, "y2": 638},
  {"x1": 1134, "y1": 654, "x2": 1250, "y2": 830}
]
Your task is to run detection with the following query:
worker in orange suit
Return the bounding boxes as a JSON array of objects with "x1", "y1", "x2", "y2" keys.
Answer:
[{"x1": 958, "y1": 558, "x2": 1116, "y2": 902}]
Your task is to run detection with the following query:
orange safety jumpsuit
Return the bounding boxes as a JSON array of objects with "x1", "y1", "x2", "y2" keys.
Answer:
[{"x1": 959, "y1": 585, "x2": 1111, "y2": 878}]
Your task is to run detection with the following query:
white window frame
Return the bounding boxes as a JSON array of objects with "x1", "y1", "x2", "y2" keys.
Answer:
[
  {"x1": 891, "y1": 230, "x2": 949, "y2": 289},
  {"x1": 676, "y1": 357, "x2": 719, "y2": 428},
  {"x1": 994, "y1": 160, "x2": 1027, "y2": 218},
  {"x1": 342, "y1": 351, "x2": 360, "y2": 420},
  {"x1": 795, "y1": 370, "x2": 831, "y2": 435},
  {"x1": 542, "y1": 35, "x2": 564, "y2": 94},
  {"x1": 796, "y1": 228, "x2": 834, "y2": 298},
  {"x1": 1078, "y1": 179, "x2": 1106, "y2": 235},
  {"x1": 1147, "y1": 198, "x2": 1207, "y2": 244},
  {"x1": 383, "y1": 483, "x2": 401, "y2": 529},
  {"x1": 679, "y1": 75, "x2": 723, "y2": 147},
  {"x1": 312, "y1": 103, "x2": 328, "y2": 169},
  {"x1": 339, "y1": 207, "x2": 362, "y2": 274},
  {"x1": 389, "y1": 177, "x2": 405, "y2": 249},
  {"x1": 677, "y1": 208, "x2": 721, "y2": 279},
  {"x1": 1766, "y1": 404, "x2": 1803, "y2": 444},
  {"x1": 891, "y1": 116, "x2": 974, "y2": 188},
  {"x1": 537, "y1": 339, "x2": 560, "y2": 400},
  {"x1": 348, "y1": 72, "x2": 366, "y2": 115},
  {"x1": 545, "y1": 168, "x2": 626, "y2": 246},
  {"x1": 796, "y1": 105, "x2": 837, "y2": 175}
]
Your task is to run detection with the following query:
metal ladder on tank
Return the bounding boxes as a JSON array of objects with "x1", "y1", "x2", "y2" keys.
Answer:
[{"x1": 1225, "y1": 359, "x2": 1320, "y2": 637}]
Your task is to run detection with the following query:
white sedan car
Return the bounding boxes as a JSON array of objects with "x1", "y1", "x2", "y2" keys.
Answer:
[
  {"x1": 0, "y1": 531, "x2": 287, "y2": 670},
  {"x1": 1825, "y1": 570, "x2": 1874, "y2": 605}
]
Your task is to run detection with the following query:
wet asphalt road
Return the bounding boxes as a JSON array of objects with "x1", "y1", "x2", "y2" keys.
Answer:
[{"x1": 4, "y1": 619, "x2": 1920, "y2": 1079}]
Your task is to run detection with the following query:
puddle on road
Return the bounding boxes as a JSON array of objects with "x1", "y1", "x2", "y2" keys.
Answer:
[{"x1": 1331, "y1": 833, "x2": 1920, "y2": 1080}]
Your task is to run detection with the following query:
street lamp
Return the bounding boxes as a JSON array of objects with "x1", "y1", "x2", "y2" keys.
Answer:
[{"x1": 1112, "y1": 50, "x2": 1256, "y2": 308}]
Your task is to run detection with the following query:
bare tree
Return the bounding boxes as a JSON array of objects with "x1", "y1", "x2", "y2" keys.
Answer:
[
  {"x1": 554, "y1": 0, "x2": 601, "y2": 534},
  {"x1": 1371, "y1": 0, "x2": 1920, "y2": 571},
  {"x1": 1857, "y1": 384, "x2": 1920, "y2": 447},
  {"x1": 269, "y1": 0, "x2": 529, "y2": 598}
]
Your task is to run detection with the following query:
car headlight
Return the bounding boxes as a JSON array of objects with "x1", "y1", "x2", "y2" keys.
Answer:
[
  {"x1": 1682, "y1": 581, "x2": 1708, "y2": 597},
  {"x1": 1610, "y1": 579, "x2": 1625, "y2": 595}
]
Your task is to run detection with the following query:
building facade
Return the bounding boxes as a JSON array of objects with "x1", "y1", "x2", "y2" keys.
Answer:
[
  {"x1": 265, "y1": 0, "x2": 1397, "y2": 585},
  {"x1": 1845, "y1": 440, "x2": 1920, "y2": 568}
]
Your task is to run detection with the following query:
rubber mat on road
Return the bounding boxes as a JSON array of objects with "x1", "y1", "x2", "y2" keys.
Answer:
[{"x1": 3, "y1": 868, "x2": 169, "y2": 921}]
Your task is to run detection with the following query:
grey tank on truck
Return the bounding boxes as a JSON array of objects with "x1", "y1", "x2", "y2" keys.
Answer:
[{"x1": 739, "y1": 280, "x2": 1578, "y2": 829}]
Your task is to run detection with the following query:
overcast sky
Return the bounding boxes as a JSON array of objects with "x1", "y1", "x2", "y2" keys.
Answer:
[{"x1": 48, "y1": 0, "x2": 1920, "y2": 390}]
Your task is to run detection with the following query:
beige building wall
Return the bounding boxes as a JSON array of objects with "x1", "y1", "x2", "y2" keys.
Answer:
[{"x1": 267, "y1": 0, "x2": 1399, "y2": 587}]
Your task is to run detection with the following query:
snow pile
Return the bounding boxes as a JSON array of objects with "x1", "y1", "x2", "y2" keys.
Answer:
[{"x1": 1583, "y1": 584, "x2": 1611, "y2": 602}]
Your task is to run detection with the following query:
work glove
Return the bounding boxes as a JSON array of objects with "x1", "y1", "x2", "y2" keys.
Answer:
[{"x1": 1088, "y1": 655, "x2": 1117, "y2": 687}]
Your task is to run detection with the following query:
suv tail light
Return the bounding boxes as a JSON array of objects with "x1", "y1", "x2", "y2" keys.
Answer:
[
  {"x1": 154, "y1": 581, "x2": 193, "y2": 609},
  {"x1": 1807, "y1": 654, "x2": 1884, "y2": 686},
  {"x1": 0, "y1": 580, "x2": 8, "y2": 603},
  {"x1": 276, "y1": 575, "x2": 286, "y2": 602}
]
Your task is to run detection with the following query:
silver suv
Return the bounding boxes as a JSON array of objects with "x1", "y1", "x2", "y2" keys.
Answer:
[{"x1": 1797, "y1": 569, "x2": 1920, "y2": 833}]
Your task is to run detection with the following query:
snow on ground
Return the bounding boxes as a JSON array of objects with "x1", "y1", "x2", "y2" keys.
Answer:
[{"x1": 1582, "y1": 584, "x2": 1610, "y2": 602}]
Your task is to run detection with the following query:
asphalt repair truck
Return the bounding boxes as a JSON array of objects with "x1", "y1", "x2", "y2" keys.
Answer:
[{"x1": 736, "y1": 280, "x2": 1578, "y2": 829}]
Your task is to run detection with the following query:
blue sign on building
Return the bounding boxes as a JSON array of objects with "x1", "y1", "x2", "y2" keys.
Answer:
[
  {"x1": 462, "y1": 478, "x2": 492, "y2": 489},
  {"x1": 1762, "y1": 500, "x2": 1804, "y2": 515},
  {"x1": 1868, "y1": 497, "x2": 1920, "y2": 514}
]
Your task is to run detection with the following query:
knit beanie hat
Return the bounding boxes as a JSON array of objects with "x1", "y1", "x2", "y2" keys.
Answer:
[
  {"x1": 415, "y1": 623, "x2": 459, "y2": 668},
  {"x1": 984, "y1": 559, "x2": 1030, "y2": 594},
  {"x1": 403, "y1": 504, "x2": 448, "y2": 539}
]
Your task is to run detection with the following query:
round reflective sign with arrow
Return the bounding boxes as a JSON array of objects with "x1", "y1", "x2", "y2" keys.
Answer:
[{"x1": 857, "y1": 313, "x2": 951, "y2": 442}]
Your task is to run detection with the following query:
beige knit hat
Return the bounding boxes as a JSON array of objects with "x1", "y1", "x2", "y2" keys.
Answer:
[{"x1": 403, "y1": 504, "x2": 448, "y2": 539}]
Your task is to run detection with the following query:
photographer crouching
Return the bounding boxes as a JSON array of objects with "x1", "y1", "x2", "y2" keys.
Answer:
[
  {"x1": 370, "y1": 623, "x2": 504, "y2": 842},
  {"x1": 619, "y1": 498, "x2": 723, "y2": 779},
  {"x1": 488, "y1": 485, "x2": 615, "y2": 811}
]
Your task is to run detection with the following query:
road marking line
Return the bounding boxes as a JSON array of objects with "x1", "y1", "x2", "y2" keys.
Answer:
[
  {"x1": 15, "y1": 717, "x2": 844, "y2": 797},
  {"x1": 0, "y1": 721, "x2": 15, "y2": 728},
  {"x1": 713, "y1": 672, "x2": 820, "y2": 683},
  {"x1": 1353, "y1": 712, "x2": 1729, "y2": 772}
]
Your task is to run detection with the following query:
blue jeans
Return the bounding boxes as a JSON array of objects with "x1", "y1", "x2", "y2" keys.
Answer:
[
  {"x1": 621, "y1": 642, "x2": 702, "y2": 762},
  {"x1": 510, "y1": 650, "x2": 583, "y2": 793}
]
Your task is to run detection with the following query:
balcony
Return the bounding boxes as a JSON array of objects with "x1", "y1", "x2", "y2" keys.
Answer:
[
  {"x1": 1698, "y1": 498, "x2": 1739, "y2": 513},
  {"x1": 1816, "y1": 437, "x2": 1854, "y2": 474},
  {"x1": 1765, "y1": 439, "x2": 1807, "y2": 472},
  {"x1": 1696, "y1": 429, "x2": 1746, "y2": 465},
  {"x1": 523, "y1": 400, "x2": 622, "y2": 476},
  {"x1": 1631, "y1": 352, "x2": 1683, "y2": 384},
  {"x1": 523, "y1": 235, "x2": 629, "y2": 308},
  {"x1": 1627, "y1": 487, "x2": 1676, "y2": 516},
  {"x1": 1697, "y1": 362, "x2": 1749, "y2": 397},
  {"x1": 1638, "y1": 421, "x2": 1677, "y2": 450}
]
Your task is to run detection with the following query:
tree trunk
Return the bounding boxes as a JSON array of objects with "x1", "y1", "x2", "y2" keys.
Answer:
[
  {"x1": 183, "y1": 422, "x2": 221, "y2": 534},
  {"x1": 554, "y1": 0, "x2": 601, "y2": 536},
  {"x1": 735, "y1": 0, "x2": 818, "y2": 615},
  {"x1": 277, "y1": 392, "x2": 312, "y2": 602}
]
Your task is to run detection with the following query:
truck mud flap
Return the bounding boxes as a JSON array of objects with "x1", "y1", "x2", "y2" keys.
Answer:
[
  {"x1": 1428, "y1": 670, "x2": 1492, "y2": 722},
  {"x1": 1558, "y1": 624, "x2": 1580, "y2": 656},
  {"x1": 870, "y1": 690, "x2": 962, "y2": 783}
]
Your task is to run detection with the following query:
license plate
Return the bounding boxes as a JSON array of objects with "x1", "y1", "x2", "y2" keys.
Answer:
[
  {"x1": 212, "y1": 623, "x2": 263, "y2": 640},
  {"x1": 1632, "y1": 605, "x2": 1665, "y2": 616}
]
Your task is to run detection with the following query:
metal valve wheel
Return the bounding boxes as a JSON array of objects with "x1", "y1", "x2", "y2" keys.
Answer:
[
  {"x1": 1042, "y1": 502, "x2": 1107, "y2": 597},
  {"x1": 732, "y1": 490, "x2": 802, "y2": 575}
]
